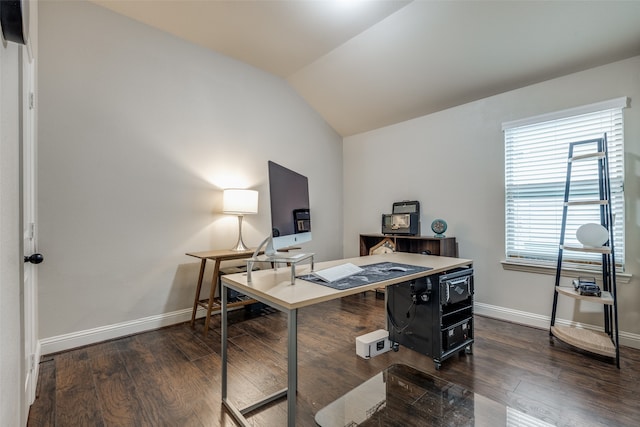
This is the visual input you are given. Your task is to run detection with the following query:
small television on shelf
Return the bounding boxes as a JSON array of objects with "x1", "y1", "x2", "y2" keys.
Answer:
[{"x1": 265, "y1": 160, "x2": 311, "y2": 255}]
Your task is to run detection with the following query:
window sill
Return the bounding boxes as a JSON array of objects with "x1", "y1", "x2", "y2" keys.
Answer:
[{"x1": 500, "y1": 260, "x2": 632, "y2": 284}]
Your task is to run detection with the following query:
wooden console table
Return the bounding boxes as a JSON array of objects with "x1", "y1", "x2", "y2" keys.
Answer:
[{"x1": 186, "y1": 249, "x2": 258, "y2": 337}]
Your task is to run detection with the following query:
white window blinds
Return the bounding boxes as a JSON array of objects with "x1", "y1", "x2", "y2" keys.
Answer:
[{"x1": 504, "y1": 98, "x2": 626, "y2": 271}]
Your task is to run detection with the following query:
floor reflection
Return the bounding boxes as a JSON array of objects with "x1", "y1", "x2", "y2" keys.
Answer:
[{"x1": 315, "y1": 364, "x2": 554, "y2": 427}]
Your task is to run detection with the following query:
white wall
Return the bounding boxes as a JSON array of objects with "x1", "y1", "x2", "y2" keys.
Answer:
[
  {"x1": 344, "y1": 56, "x2": 640, "y2": 346},
  {"x1": 0, "y1": 40, "x2": 23, "y2": 427},
  {"x1": 37, "y1": 1, "x2": 343, "y2": 348}
]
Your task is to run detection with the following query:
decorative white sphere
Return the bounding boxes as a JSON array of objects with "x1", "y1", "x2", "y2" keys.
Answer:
[{"x1": 576, "y1": 223, "x2": 609, "y2": 247}]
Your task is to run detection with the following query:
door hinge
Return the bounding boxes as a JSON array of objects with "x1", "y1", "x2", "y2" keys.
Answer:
[
  {"x1": 29, "y1": 92, "x2": 34, "y2": 110},
  {"x1": 30, "y1": 354, "x2": 35, "y2": 372}
]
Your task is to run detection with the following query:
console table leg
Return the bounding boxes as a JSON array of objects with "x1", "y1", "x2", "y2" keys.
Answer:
[
  {"x1": 190, "y1": 259, "x2": 207, "y2": 327},
  {"x1": 203, "y1": 259, "x2": 222, "y2": 337}
]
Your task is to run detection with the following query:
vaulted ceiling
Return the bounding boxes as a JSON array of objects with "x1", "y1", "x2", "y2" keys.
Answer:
[{"x1": 90, "y1": 1, "x2": 640, "y2": 136}]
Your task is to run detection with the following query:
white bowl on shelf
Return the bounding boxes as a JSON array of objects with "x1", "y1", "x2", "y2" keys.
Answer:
[{"x1": 576, "y1": 223, "x2": 609, "y2": 248}]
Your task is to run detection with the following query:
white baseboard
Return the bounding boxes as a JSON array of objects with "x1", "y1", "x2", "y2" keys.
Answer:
[
  {"x1": 474, "y1": 302, "x2": 551, "y2": 329},
  {"x1": 40, "y1": 302, "x2": 640, "y2": 355},
  {"x1": 39, "y1": 307, "x2": 203, "y2": 355},
  {"x1": 475, "y1": 302, "x2": 640, "y2": 350}
]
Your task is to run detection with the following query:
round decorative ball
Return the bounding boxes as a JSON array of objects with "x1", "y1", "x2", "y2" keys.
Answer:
[
  {"x1": 431, "y1": 219, "x2": 447, "y2": 237},
  {"x1": 576, "y1": 223, "x2": 609, "y2": 247}
]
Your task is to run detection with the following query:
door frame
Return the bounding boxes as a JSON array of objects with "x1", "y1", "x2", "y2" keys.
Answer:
[{"x1": 20, "y1": 42, "x2": 38, "y2": 415}]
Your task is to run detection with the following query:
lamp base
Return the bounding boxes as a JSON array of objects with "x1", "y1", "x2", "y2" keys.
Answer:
[
  {"x1": 231, "y1": 239, "x2": 250, "y2": 252},
  {"x1": 230, "y1": 215, "x2": 250, "y2": 252}
]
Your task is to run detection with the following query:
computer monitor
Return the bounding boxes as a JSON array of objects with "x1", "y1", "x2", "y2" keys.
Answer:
[{"x1": 264, "y1": 160, "x2": 311, "y2": 255}]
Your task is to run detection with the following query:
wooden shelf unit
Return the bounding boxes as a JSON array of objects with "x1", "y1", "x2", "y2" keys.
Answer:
[{"x1": 359, "y1": 234, "x2": 457, "y2": 257}]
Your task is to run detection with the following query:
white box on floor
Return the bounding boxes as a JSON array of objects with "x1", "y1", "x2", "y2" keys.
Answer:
[{"x1": 356, "y1": 329, "x2": 391, "y2": 359}]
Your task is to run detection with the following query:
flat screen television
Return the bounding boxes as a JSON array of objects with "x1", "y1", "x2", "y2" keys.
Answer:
[{"x1": 265, "y1": 160, "x2": 311, "y2": 255}]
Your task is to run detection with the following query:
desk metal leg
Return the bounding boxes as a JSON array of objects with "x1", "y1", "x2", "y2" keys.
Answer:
[
  {"x1": 221, "y1": 281, "x2": 297, "y2": 426},
  {"x1": 203, "y1": 259, "x2": 222, "y2": 337},
  {"x1": 190, "y1": 259, "x2": 207, "y2": 327},
  {"x1": 221, "y1": 284, "x2": 228, "y2": 401},
  {"x1": 287, "y1": 309, "x2": 297, "y2": 427}
]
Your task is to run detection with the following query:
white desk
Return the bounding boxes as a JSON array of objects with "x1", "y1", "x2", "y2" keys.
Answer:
[{"x1": 220, "y1": 252, "x2": 473, "y2": 427}]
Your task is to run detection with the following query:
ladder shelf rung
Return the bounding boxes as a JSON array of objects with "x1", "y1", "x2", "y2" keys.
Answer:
[
  {"x1": 550, "y1": 326, "x2": 616, "y2": 357},
  {"x1": 555, "y1": 286, "x2": 614, "y2": 305},
  {"x1": 565, "y1": 200, "x2": 608, "y2": 206},
  {"x1": 569, "y1": 152, "x2": 606, "y2": 162},
  {"x1": 560, "y1": 245, "x2": 611, "y2": 254}
]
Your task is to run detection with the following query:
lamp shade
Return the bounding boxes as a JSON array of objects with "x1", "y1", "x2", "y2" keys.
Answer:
[{"x1": 223, "y1": 189, "x2": 258, "y2": 215}]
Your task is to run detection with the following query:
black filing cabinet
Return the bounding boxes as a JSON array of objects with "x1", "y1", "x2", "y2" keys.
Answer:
[{"x1": 387, "y1": 267, "x2": 474, "y2": 369}]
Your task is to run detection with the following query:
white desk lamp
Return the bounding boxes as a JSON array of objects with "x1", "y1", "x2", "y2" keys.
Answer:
[{"x1": 223, "y1": 189, "x2": 258, "y2": 251}]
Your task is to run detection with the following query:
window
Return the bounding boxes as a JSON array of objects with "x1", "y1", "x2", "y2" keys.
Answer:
[{"x1": 503, "y1": 98, "x2": 627, "y2": 272}]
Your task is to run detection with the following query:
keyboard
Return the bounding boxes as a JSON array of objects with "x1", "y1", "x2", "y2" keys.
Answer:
[{"x1": 312, "y1": 263, "x2": 364, "y2": 282}]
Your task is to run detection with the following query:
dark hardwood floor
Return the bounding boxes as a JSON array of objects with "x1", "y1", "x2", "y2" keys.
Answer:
[{"x1": 28, "y1": 292, "x2": 640, "y2": 426}]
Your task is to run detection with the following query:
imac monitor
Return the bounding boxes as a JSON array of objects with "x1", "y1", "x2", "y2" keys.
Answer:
[{"x1": 267, "y1": 161, "x2": 311, "y2": 254}]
